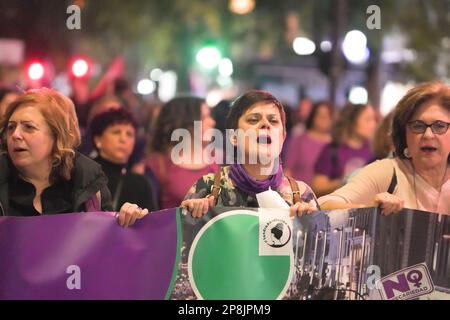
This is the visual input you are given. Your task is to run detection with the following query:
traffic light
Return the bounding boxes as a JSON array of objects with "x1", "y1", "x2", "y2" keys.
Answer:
[
  {"x1": 27, "y1": 61, "x2": 45, "y2": 81},
  {"x1": 70, "y1": 57, "x2": 90, "y2": 79}
]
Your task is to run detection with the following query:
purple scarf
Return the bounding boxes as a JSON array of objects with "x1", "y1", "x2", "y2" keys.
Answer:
[{"x1": 229, "y1": 163, "x2": 284, "y2": 196}]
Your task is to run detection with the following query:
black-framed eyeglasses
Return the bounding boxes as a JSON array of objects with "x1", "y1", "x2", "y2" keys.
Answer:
[{"x1": 407, "y1": 120, "x2": 450, "y2": 135}]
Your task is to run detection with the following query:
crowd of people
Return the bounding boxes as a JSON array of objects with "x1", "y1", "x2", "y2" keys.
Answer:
[{"x1": 0, "y1": 77, "x2": 449, "y2": 223}]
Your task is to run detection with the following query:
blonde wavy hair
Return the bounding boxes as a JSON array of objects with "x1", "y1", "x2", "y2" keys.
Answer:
[{"x1": 0, "y1": 88, "x2": 81, "y2": 181}]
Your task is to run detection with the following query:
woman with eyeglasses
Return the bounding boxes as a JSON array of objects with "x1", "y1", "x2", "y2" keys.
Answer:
[{"x1": 318, "y1": 81, "x2": 450, "y2": 215}]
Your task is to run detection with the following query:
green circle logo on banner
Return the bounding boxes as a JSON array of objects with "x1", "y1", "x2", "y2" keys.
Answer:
[{"x1": 188, "y1": 210, "x2": 293, "y2": 300}]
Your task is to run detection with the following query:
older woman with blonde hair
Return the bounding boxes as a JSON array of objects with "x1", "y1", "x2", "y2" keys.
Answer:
[
  {"x1": 0, "y1": 88, "x2": 148, "y2": 227},
  {"x1": 319, "y1": 81, "x2": 450, "y2": 215}
]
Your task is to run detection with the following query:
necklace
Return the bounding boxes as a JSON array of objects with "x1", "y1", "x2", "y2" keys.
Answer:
[{"x1": 412, "y1": 163, "x2": 448, "y2": 212}]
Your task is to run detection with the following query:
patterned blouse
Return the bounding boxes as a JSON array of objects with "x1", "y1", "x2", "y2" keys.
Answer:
[{"x1": 184, "y1": 166, "x2": 319, "y2": 208}]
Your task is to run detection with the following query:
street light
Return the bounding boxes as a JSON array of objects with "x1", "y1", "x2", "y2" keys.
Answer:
[
  {"x1": 293, "y1": 37, "x2": 316, "y2": 56},
  {"x1": 349, "y1": 86, "x2": 368, "y2": 104},
  {"x1": 320, "y1": 40, "x2": 332, "y2": 52},
  {"x1": 342, "y1": 30, "x2": 370, "y2": 64},
  {"x1": 196, "y1": 46, "x2": 222, "y2": 70},
  {"x1": 158, "y1": 71, "x2": 177, "y2": 102},
  {"x1": 150, "y1": 68, "x2": 163, "y2": 81},
  {"x1": 229, "y1": 0, "x2": 255, "y2": 15},
  {"x1": 218, "y1": 58, "x2": 233, "y2": 77},
  {"x1": 137, "y1": 79, "x2": 155, "y2": 95}
]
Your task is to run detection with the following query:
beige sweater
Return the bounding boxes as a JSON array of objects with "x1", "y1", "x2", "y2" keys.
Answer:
[{"x1": 318, "y1": 158, "x2": 450, "y2": 215}]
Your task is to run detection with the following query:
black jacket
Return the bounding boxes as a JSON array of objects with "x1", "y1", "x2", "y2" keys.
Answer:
[
  {"x1": 0, "y1": 153, "x2": 113, "y2": 216},
  {"x1": 94, "y1": 156, "x2": 158, "y2": 212}
]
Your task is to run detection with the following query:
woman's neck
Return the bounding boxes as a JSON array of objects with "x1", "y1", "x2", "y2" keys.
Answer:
[
  {"x1": 97, "y1": 155, "x2": 126, "y2": 168},
  {"x1": 345, "y1": 135, "x2": 364, "y2": 149},
  {"x1": 413, "y1": 161, "x2": 449, "y2": 190},
  {"x1": 18, "y1": 168, "x2": 52, "y2": 192}
]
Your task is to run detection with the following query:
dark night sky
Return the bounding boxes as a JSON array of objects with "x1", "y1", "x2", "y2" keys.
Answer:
[{"x1": 0, "y1": 0, "x2": 71, "y2": 60}]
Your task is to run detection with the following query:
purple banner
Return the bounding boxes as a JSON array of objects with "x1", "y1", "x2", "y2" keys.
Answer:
[{"x1": 0, "y1": 209, "x2": 180, "y2": 300}]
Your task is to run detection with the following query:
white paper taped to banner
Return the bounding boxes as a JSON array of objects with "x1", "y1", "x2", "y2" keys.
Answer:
[{"x1": 256, "y1": 188, "x2": 292, "y2": 256}]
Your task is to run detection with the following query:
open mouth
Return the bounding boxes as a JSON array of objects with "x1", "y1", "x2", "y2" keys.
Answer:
[
  {"x1": 420, "y1": 146, "x2": 437, "y2": 153},
  {"x1": 13, "y1": 147, "x2": 27, "y2": 153},
  {"x1": 257, "y1": 136, "x2": 272, "y2": 144}
]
